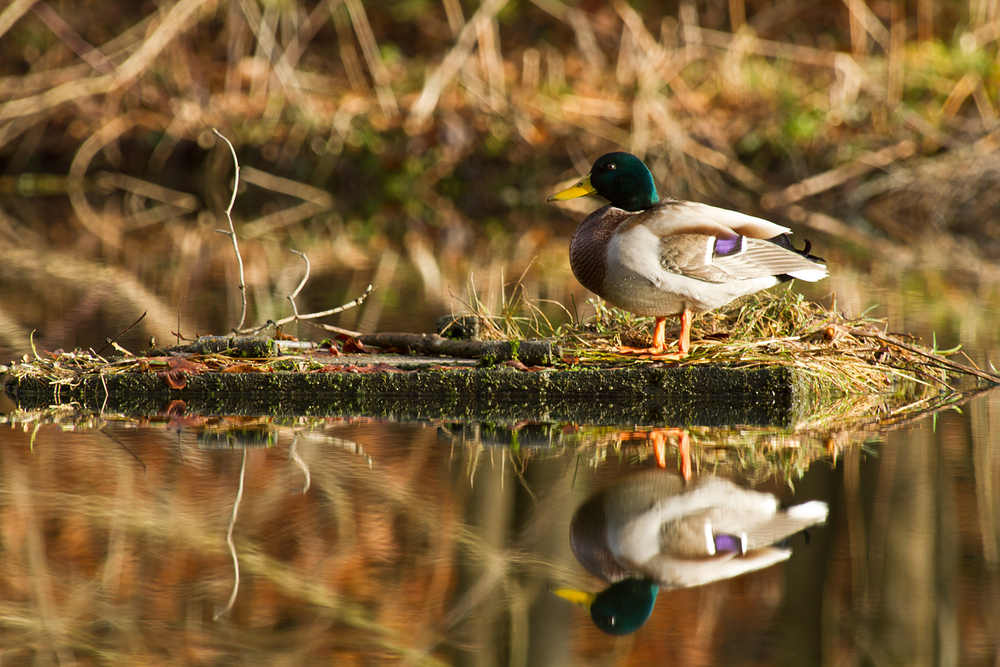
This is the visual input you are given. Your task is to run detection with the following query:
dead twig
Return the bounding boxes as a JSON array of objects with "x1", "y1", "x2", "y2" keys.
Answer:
[
  {"x1": 287, "y1": 250, "x2": 310, "y2": 319},
  {"x1": 97, "y1": 310, "x2": 146, "y2": 356},
  {"x1": 294, "y1": 284, "x2": 374, "y2": 322},
  {"x1": 306, "y1": 322, "x2": 365, "y2": 338},
  {"x1": 239, "y1": 284, "x2": 374, "y2": 336},
  {"x1": 848, "y1": 328, "x2": 1000, "y2": 385},
  {"x1": 212, "y1": 129, "x2": 248, "y2": 332}
]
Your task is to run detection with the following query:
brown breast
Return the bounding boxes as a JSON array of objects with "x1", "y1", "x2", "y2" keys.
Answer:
[{"x1": 569, "y1": 206, "x2": 633, "y2": 297}]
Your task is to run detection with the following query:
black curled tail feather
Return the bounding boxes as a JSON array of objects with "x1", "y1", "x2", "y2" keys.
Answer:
[
  {"x1": 769, "y1": 233, "x2": 825, "y2": 283},
  {"x1": 768, "y1": 233, "x2": 825, "y2": 262}
]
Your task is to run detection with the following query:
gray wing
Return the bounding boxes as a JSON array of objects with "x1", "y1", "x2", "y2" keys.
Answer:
[{"x1": 661, "y1": 234, "x2": 826, "y2": 282}]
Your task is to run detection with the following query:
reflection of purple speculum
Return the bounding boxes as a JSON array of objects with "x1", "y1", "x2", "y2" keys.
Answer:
[{"x1": 714, "y1": 533, "x2": 746, "y2": 554}]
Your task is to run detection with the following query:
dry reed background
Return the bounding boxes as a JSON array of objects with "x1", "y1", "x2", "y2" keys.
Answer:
[{"x1": 1, "y1": 0, "x2": 1000, "y2": 359}]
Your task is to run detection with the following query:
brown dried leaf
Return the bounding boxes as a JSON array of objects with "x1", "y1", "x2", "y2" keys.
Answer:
[
  {"x1": 312, "y1": 363, "x2": 406, "y2": 373},
  {"x1": 337, "y1": 334, "x2": 369, "y2": 354},
  {"x1": 149, "y1": 356, "x2": 208, "y2": 389}
]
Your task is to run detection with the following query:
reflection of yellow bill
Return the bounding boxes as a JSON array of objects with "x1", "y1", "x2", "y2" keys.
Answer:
[
  {"x1": 547, "y1": 173, "x2": 596, "y2": 202},
  {"x1": 550, "y1": 586, "x2": 597, "y2": 611}
]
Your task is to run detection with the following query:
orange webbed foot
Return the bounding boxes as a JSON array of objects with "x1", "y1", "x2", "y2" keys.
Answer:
[
  {"x1": 612, "y1": 345, "x2": 686, "y2": 359},
  {"x1": 614, "y1": 310, "x2": 693, "y2": 359}
]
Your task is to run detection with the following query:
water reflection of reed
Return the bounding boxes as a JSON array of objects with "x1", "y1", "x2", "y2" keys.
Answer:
[
  {"x1": 0, "y1": 222, "x2": 576, "y2": 363},
  {"x1": 0, "y1": 399, "x2": 998, "y2": 662},
  {"x1": 822, "y1": 394, "x2": 1000, "y2": 665},
  {"x1": 0, "y1": 424, "x2": 466, "y2": 663}
]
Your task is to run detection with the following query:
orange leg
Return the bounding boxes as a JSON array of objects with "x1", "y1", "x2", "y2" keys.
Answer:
[
  {"x1": 616, "y1": 309, "x2": 693, "y2": 358},
  {"x1": 651, "y1": 317, "x2": 668, "y2": 351},
  {"x1": 651, "y1": 431, "x2": 667, "y2": 468},
  {"x1": 677, "y1": 308, "x2": 692, "y2": 355},
  {"x1": 677, "y1": 429, "x2": 691, "y2": 481},
  {"x1": 649, "y1": 428, "x2": 692, "y2": 481}
]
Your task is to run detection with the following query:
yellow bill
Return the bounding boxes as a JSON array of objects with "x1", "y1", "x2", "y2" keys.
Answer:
[
  {"x1": 550, "y1": 586, "x2": 597, "y2": 611},
  {"x1": 547, "y1": 173, "x2": 596, "y2": 202}
]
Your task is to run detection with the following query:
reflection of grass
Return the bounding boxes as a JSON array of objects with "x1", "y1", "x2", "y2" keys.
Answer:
[
  {"x1": 442, "y1": 384, "x2": 987, "y2": 485},
  {"x1": 444, "y1": 421, "x2": 836, "y2": 487}
]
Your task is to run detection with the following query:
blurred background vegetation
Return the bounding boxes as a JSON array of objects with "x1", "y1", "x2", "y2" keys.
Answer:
[{"x1": 1, "y1": 0, "x2": 999, "y2": 357}]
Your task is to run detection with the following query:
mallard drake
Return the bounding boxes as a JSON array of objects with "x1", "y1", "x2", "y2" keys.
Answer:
[
  {"x1": 552, "y1": 470, "x2": 828, "y2": 634},
  {"x1": 548, "y1": 152, "x2": 828, "y2": 356}
]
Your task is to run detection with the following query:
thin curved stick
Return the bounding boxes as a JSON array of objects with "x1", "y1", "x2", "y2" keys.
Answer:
[
  {"x1": 239, "y1": 284, "x2": 373, "y2": 335},
  {"x1": 212, "y1": 129, "x2": 248, "y2": 331},
  {"x1": 287, "y1": 249, "x2": 310, "y2": 318}
]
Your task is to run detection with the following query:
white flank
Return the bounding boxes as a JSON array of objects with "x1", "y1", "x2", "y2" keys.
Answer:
[
  {"x1": 786, "y1": 500, "x2": 829, "y2": 523},
  {"x1": 785, "y1": 267, "x2": 829, "y2": 282}
]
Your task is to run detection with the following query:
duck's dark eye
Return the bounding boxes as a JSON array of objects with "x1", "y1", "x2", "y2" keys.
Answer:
[{"x1": 605, "y1": 163, "x2": 616, "y2": 171}]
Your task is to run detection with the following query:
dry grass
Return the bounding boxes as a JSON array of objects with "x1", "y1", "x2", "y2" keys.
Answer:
[
  {"x1": 557, "y1": 287, "x2": 998, "y2": 393},
  {"x1": 4, "y1": 285, "x2": 996, "y2": 453}
]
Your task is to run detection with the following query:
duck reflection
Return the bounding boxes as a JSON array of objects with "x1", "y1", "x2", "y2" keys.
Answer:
[{"x1": 554, "y1": 470, "x2": 828, "y2": 635}]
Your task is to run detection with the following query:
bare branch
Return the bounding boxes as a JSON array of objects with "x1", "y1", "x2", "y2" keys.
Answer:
[
  {"x1": 97, "y1": 310, "x2": 147, "y2": 356},
  {"x1": 239, "y1": 284, "x2": 373, "y2": 335},
  {"x1": 294, "y1": 284, "x2": 373, "y2": 322},
  {"x1": 286, "y1": 249, "x2": 310, "y2": 318},
  {"x1": 211, "y1": 129, "x2": 248, "y2": 331}
]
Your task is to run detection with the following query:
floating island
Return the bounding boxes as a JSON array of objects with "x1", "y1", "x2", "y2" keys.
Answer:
[{"x1": 3, "y1": 290, "x2": 997, "y2": 430}]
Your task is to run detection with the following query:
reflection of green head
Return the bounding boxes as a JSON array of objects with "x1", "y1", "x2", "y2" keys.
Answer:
[
  {"x1": 590, "y1": 579, "x2": 659, "y2": 635},
  {"x1": 553, "y1": 578, "x2": 659, "y2": 635}
]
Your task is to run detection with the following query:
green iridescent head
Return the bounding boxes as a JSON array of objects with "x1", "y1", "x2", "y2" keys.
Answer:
[
  {"x1": 547, "y1": 152, "x2": 659, "y2": 212},
  {"x1": 552, "y1": 578, "x2": 659, "y2": 635}
]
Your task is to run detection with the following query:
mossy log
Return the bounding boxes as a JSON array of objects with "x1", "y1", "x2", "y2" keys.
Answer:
[
  {"x1": 356, "y1": 333, "x2": 560, "y2": 366},
  {"x1": 5, "y1": 365, "x2": 805, "y2": 427}
]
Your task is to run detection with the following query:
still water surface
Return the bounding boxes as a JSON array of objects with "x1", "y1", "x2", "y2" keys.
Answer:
[{"x1": 1, "y1": 382, "x2": 998, "y2": 664}]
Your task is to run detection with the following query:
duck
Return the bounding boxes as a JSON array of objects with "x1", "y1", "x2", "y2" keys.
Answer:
[
  {"x1": 552, "y1": 470, "x2": 829, "y2": 634},
  {"x1": 547, "y1": 152, "x2": 828, "y2": 357}
]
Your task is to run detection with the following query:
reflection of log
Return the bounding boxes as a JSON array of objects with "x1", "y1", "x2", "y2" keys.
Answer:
[{"x1": 357, "y1": 333, "x2": 560, "y2": 366}]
